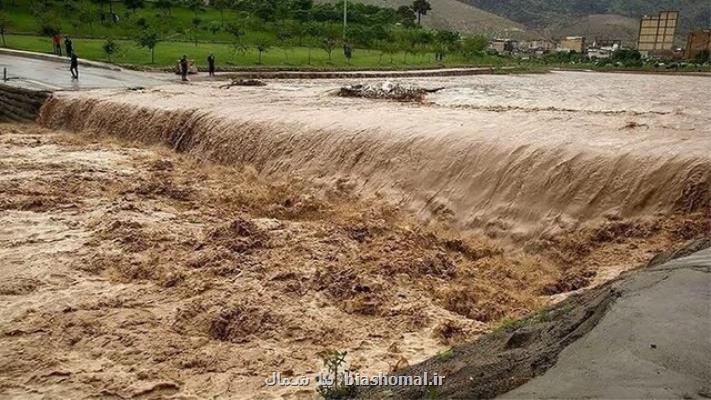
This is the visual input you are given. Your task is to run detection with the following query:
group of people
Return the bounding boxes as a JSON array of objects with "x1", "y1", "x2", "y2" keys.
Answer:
[
  {"x1": 52, "y1": 34, "x2": 79, "y2": 80},
  {"x1": 51, "y1": 36, "x2": 219, "y2": 82},
  {"x1": 179, "y1": 53, "x2": 217, "y2": 81}
]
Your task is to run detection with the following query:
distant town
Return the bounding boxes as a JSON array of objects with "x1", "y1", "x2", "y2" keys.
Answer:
[{"x1": 487, "y1": 10, "x2": 710, "y2": 66}]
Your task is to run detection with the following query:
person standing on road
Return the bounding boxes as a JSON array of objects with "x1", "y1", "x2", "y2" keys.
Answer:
[
  {"x1": 64, "y1": 36, "x2": 73, "y2": 58},
  {"x1": 52, "y1": 34, "x2": 62, "y2": 56},
  {"x1": 180, "y1": 55, "x2": 189, "y2": 81},
  {"x1": 207, "y1": 53, "x2": 216, "y2": 77},
  {"x1": 70, "y1": 53, "x2": 79, "y2": 80}
]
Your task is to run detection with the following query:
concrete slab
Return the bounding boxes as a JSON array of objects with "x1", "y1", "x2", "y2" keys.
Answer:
[{"x1": 501, "y1": 248, "x2": 711, "y2": 399}]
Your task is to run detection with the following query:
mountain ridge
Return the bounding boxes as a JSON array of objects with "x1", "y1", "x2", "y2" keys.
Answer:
[
  {"x1": 459, "y1": 0, "x2": 710, "y2": 42},
  {"x1": 316, "y1": 0, "x2": 533, "y2": 37}
]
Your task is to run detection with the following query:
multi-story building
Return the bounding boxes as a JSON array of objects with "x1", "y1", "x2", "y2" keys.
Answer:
[
  {"x1": 586, "y1": 39, "x2": 621, "y2": 59},
  {"x1": 685, "y1": 30, "x2": 711, "y2": 61},
  {"x1": 489, "y1": 39, "x2": 516, "y2": 54},
  {"x1": 638, "y1": 11, "x2": 679, "y2": 57},
  {"x1": 558, "y1": 36, "x2": 586, "y2": 53},
  {"x1": 528, "y1": 40, "x2": 556, "y2": 51}
]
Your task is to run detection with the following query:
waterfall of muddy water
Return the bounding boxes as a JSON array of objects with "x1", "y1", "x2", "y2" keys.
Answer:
[{"x1": 39, "y1": 71, "x2": 711, "y2": 240}]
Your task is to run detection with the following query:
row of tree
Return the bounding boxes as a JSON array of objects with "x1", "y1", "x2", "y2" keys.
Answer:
[
  {"x1": 124, "y1": 22, "x2": 489, "y2": 65},
  {"x1": 3, "y1": 0, "x2": 493, "y2": 65}
]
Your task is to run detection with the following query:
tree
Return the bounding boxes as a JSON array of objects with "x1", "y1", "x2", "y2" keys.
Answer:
[
  {"x1": 185, "y1": 0, "x2": 203, "y2": 16},
  {"x1": 374, "y1": 39, "x2": 398, "y2": 64},
  {"x1": 412, "y1": 0, "x2": 431, "y2": 26},
  {"x1": 460, "y1": 35, "x2": 488, "y2": 59},
  {"x1": 610, "y1": 48, "x2": 641, "y2": 67},
  {"x1": 211, "y1": 0, "x2": 230, "y2": 26},
  {"x1": 434, "y1": 29, "x2": 459, "y2": 62},
  {"x1": 137, "y1": 28, "x2": 159, "y2": 63},
  {"x1": 291, "y1": 0, "x2": 312, "y2": 22},
  {"x1": 123, "y1": 0, "x2": 143, "y2": 13},
  {"x1": 303, "y1": 21, "x2": 321, "y2": 64},
  {"x1": 396, "y1": 6, "x2": 416, "y2": 27},
  {"x1": 321, "y1": 23, "x2": 340, "y2": 62},
  {"x1": 190, "y1": 17, "x2": 201, "y2": 46},
  {"x1": 695, "y1": 49, "x2": 710, "y2": 64},
  {"x1": 411, "y1": 29, "x2": 434, "y2": 61},
  {"x1": 154, "y1": 0, "x2": 173, "y2": 16},
  {"x1": 253, "y1": 0, "x2": 275, "y2": 21},
  {"x1": 254, "y1": 37, "x2": 272, "y2": 64},
  {"x1": 277, "y1": 21, "x2": 298, "y2": 63},
  {"x1": 207, "y1": 20, "x2": 221, "y2": 35},
  {"x1": 322, "y1": 37, "x2": 338, "y2": 62},
  {"x1": 225, "y1": 22, "x2": 246, "y2": 54},
  {"x1": 77, "y1": 0, "x2": 99, "y2": 34},
  {"x1": 102, "y1": 38, "x2": 119, "y2": 62},
  {"x1": 0, "y1": 11, "x2": 9, "y2": 47},
  {"x1": 37, "y1": 13, "x2": 61, "y2": 37},
  {"x1": 393, "y1": 29, "x2": 414, "y2": 63}
]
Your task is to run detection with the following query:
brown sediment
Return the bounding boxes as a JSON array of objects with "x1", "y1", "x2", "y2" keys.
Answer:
[{"x1": 1, "y1": 122, "x2": 705, "y2": 399}]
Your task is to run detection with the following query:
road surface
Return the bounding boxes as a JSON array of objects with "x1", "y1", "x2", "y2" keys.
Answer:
[
  {"x1": 0, "y1": 53, "x2": 170, "y2": 90},
  {"x1": 501, "y1": 247, "x2": 711, "y2": 399}
]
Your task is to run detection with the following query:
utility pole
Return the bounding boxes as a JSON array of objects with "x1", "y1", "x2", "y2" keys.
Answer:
[{"x1": 343, "y1": 0, "x2": 347, "y2": 40}]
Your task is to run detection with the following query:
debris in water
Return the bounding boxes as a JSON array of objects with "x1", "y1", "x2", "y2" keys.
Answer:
[
  {"x1": 219, "y1": 79, "x2": 267, "y2": 89},
  {"x1": 621, "y1": 121, "x2": 649, "y2": 130},
  {"x1": 336, "y1": 81, "x2": 444, "y2": 102}
]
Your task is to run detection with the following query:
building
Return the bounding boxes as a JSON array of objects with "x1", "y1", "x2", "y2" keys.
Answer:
[
  {"x1": 592, "y1": 39, "x2": 622, "y2": 49},
  {"x1": 558, "y1": 36, "x2": 586, "y2": 53},
  {"x1": 489, "y1": 39, "x2": 516, "y2": 54},
  {"x1": 638, "y1": 11, "x2": 679, "y2": 57},
  {"x1": 528, "y1": 40, "x2": 556, "y2": 52},
  {"x1": 587, "y1": 39, "x2": 621, "y2": 59},
  {"x1": 587, "y1": 48, "x2": 613, "y2": 59},
  {"x1": 685, "y1": 30, "x2": 711, "y2": 61}
]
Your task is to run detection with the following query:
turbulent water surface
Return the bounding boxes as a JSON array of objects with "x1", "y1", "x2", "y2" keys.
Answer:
[{"x1": 39, "y1": 71, "x2": 711, "y2": 238}]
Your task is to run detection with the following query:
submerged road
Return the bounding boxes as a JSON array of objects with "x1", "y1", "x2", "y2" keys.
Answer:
[{"x1": 0, "y1": 53, "x2": 170, "y2": 90}]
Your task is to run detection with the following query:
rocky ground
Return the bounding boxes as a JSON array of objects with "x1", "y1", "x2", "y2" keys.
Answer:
[{"x1": 0, "y1": 122, "x2": 706, "y2": 399}]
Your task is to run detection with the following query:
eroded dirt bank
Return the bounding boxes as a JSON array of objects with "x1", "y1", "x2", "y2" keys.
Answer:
[{"x1": 1, "y1": 122, "x2": 706, "y2": 399}]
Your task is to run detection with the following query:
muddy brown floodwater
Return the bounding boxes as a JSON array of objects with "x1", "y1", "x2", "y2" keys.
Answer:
[{"x1": 1, "y1": 71, "x2": 710, "y2": 399}]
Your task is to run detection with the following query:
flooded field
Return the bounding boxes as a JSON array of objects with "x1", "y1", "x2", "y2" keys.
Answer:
[{"x1": 1, "y1": 71, "x2": 710, "y2": 398}]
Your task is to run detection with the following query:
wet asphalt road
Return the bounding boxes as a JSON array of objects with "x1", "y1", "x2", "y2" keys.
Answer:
[{"x1": 0, "y1": 53, "x2": 170, "y2": 90}]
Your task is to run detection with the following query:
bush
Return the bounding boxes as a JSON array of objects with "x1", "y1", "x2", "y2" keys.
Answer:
[{"x1": 610, "y1": 48, "x2": 642, "y2": 67}]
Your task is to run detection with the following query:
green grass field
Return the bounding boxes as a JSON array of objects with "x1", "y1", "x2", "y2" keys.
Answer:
[
  {"x1": 3, "y1": 33, "x2": 507, "y2": 69},
  {"x1": 0, "y1": 0, "x2": 512, "y2": 69}
]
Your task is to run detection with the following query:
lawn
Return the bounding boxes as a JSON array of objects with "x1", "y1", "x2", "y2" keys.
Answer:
[
  {"x1": 3, "y1": 34, "x2": 507, "y2": 70},
  {"x1": 1, "y1": 0, "x2": 511, "y2": 70}
]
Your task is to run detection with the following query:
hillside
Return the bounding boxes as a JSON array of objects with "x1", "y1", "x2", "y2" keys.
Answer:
[
  {"x1": 548, "y1": 14, "x2": 640, "y2": 47},
  {"x1": 461, "y1": 0, "x2": 711, "y2": 43},
  {"x1": 316, "y1": 0, "x2": 533, "y2": 38}
]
